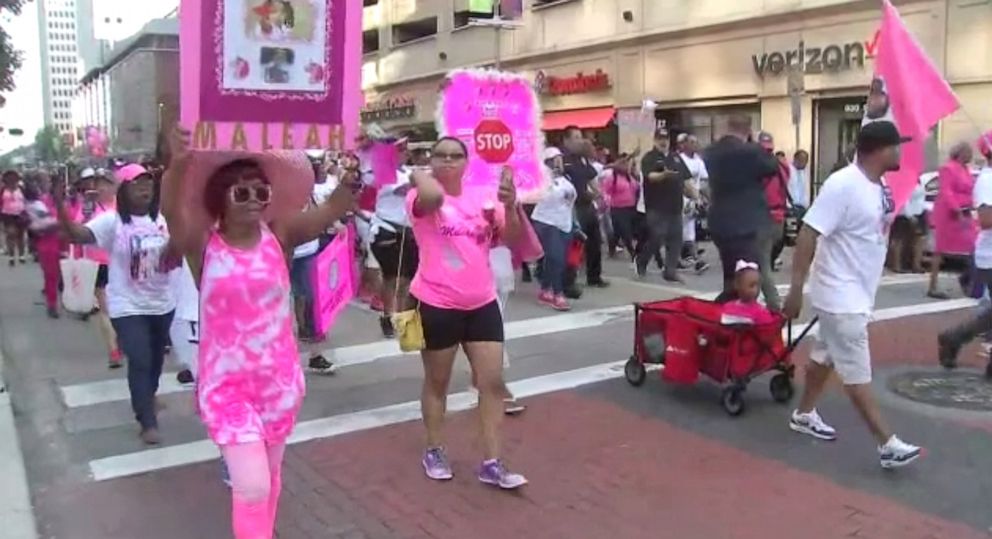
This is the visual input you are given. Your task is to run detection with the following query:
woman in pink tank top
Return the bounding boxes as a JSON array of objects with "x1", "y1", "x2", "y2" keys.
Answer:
[
  {"x1": 161, "y1": 128, "x2": 357, "y2": 539},
  {"x1": 1, "y1": 170, "x2": 27, "y2": 265}
]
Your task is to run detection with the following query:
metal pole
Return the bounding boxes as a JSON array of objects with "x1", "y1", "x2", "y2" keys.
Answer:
[{"x1": 493, "y1": 14, "x2": 502, "y2": 70}]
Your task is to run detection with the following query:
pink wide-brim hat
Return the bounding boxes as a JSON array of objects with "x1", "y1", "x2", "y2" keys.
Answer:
[{"x1": 182, "y1": 150, "x2": 315, "y2": 230}]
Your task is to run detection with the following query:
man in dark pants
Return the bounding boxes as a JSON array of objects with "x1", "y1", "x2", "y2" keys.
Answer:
[
  {"x1": 562, "y1": 125, "x2": 609, "y2": 291},
  {"x1": 637, "y1": 127, "x2": 691, "y2": 282},
  {"x1": 702, "y1": 115, "x2": 780, "y2": 301}
]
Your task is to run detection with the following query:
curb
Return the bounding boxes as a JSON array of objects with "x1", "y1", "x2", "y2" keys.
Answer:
[{"x1": 0, "y1": 346, "x2": 39, "y2": 539}]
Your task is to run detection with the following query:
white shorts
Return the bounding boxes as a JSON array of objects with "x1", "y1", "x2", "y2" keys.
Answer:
[
  {"x1": 809, "y1": 310, "x2": 872, "y2": 385},
  {"x1": 169, "y1": 318, "x2": 200, "y2": 375}
]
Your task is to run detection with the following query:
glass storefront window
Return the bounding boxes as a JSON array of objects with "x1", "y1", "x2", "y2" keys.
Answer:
[{"x1": 657, "y1": 105, "x2": 761, "y2": 147}]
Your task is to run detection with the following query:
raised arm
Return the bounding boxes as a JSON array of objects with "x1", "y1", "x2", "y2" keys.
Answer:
[
  {"x1": 52, "y1": 177, "x2": 96, "y2": 244},
  {"x1": 160, "y1": 127, "x2": 189, "y2": 231},
  {"x1": 275, "y1": 155, "x2": 358, "y2": 249},
  {"x1": 498, "y1": 166, "x2": 522, "y2": 243},
  {"x1": 410, "y1": 168, "x2": 445, "y2": 217}
]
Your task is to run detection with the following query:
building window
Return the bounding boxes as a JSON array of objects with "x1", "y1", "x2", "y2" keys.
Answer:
[
  {"x1": 454, "y1": 8, "x2": 492, "y2": 28},
  {"x1": 362, "y1": 29, "x2": 379, "y2": 54},
  {"x1": 392, "y1": 17, "x2": 437, "y2": 45}
]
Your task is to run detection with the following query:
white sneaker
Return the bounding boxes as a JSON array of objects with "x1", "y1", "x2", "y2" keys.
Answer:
[
  {"x1": 789, "y1": 409, "x2": 837, "y2": 441},
  {"x1": 878, "y1": 435, "x2": 923, "y2": 469}
]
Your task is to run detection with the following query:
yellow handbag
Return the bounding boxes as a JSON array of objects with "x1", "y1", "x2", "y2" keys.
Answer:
[{"x1": 389, "y1": 226, "x2": 425, "y2": 352}]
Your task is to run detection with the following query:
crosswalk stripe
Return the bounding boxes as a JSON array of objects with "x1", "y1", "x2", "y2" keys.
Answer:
[
  {"x1": 88, "y1": 361, "x2": 627, "y2": 481},
  {"x1": 85, "y1": 298, "x2": 975, "y2": 481},
  {"x1": 60, "y1": 305, "x2": 632, "y2": 408}
]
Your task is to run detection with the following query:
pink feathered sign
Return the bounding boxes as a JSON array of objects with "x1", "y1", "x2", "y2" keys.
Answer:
[{"x1": 437, "y1": 69, "x2": 547, "y2": 202}]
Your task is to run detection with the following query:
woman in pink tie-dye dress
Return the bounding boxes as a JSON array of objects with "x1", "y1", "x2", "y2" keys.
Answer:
[{"x1": 161, "y1": 128, "x2": 358, "y2": 539}]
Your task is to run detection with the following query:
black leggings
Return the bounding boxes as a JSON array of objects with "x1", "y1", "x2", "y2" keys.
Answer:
[{"x1": 610, "y1": 207, "x2": 637, "y2": 257}]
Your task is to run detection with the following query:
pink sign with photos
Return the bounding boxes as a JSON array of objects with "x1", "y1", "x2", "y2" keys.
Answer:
[{"x1": 180, "y1": 0, "x2": 363, "y2": 151}]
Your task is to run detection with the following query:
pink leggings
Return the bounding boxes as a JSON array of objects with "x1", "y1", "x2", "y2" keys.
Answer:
[
  {"x1": 221, "y1": 441, "x2": 287, "y2": 539},
  {"x1": 36, "y1": 237, "x2": 61, "y2": 310}
]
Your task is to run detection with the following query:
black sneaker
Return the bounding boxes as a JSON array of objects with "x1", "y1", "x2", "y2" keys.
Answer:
[
  {"x1": 176, "y1": 369, "x2": 195, "y2": 387},
  {"x1": 46, "y1": 307, "x2": 60, "y2": 319},
  {"x1": 937, "y1": 332, "x2": 961, "y2": 369},
  {"x1": 308, "y1": 355, "x2": 337, "y2": 375},
  {"x1": 379, "y1": 315, "x2": 395, "y2": 339},
  {"x1": 564, "y1": 287, "x2": 583, "y2": 300},
  {"x1": 587, "y1": 279, "x2": 610, "y2": 288}
]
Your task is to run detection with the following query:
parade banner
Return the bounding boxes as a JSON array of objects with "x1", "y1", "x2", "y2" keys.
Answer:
[
  {"x1": 179, "y1": 0, "x2": 363, "y2": 152},
  {"x1": 312, "y1": 225, "x2": 356, "y2": 334},
  {"x1": 863, "y1": 0, "x2": 959, "y2": 210},
  {"x1": 437, "y1": 69, "x2": 546, "y2": 202}
]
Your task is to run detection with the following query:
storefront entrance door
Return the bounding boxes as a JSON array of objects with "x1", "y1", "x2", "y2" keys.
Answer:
[{"x1": 813, "y1": 97, "x2": 865, "y2": 195}]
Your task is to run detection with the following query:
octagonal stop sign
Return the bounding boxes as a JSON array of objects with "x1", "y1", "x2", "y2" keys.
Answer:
[{"x1": 474, "y1": 119, "x2": 514, "y2": 164}]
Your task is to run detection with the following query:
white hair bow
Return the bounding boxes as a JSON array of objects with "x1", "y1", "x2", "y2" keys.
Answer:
[{"x1": 735, "y1": 260, "x2": 759, "y2": 272}]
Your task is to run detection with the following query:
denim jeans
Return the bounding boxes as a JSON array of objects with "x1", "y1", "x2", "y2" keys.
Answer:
[
  {"x1": 112, "y1": 311, "x2": 175, "y2": 430},
  {"x1": 534, "y1": 221, "x2": 570, "y2": 295}
]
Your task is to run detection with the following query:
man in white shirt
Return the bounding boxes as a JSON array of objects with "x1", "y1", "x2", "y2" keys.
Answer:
[
  {"x1": 677, "y1": 133, "x2": 709, "y2": 273},
  {"x1": 939, "y1": 131, "x2": 992, "y2": 374},
  {"x1": 783, "y1": 121, "x2": 922, "y2": 469}
]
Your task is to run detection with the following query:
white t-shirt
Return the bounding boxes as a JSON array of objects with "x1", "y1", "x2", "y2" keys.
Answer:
[
  {"x1": 531, "y1": 171, "x2": 578, "y2": 233},
  {"x1": 973, "y1": 166, "x2": 992, "y2": 269},
  {"x1": 293, "y1": 180, "x2": 337, "y2": 259},
  {"x1": 371, "y1": 167, "x2": 412, "y2": 234},
  {"x1": 172, "y1": 259, "x2": 199, "y2": 322},
  {"x1": 85, "y1": 212, "x2": 176, "y2": 318},
  {"x1": 803, "y1": 164, "x2": 893, "y2": 314}
]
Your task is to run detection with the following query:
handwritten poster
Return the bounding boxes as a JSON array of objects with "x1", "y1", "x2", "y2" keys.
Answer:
[
  {"x1": 311, "y1": 225, "x2": 356, "y2": 334},
  {"x1": 436, "y1": 69, "x2": 547, "y2": 202},
  {"x1": 180, "y1": 0, "x2": 363, "y2": 151}
]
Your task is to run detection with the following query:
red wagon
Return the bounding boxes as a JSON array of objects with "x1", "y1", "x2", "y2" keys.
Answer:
[{"x1": 624, "y1": 297, "x2": 817, "y2": 416}]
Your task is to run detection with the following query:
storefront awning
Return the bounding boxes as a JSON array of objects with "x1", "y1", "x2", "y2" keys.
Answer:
[{"x1": 542, "y1": 107, "x2": 615, "y2": 131}]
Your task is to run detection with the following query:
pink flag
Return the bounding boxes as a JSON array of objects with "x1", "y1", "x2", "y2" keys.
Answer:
[
  {"x1": 868, "y1": 0, "x2": 959, "y2": 209},
  {"x1": 370, "y1": 140, "x2": 399, "y2": 188},
  {"x1": 311, "y1": 226, "x2": 357, "y2": 335}
]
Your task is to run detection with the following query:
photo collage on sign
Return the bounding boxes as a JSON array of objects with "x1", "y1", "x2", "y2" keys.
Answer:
[{"x1": 221, "y1": 0, "x2": 328, "y2": 93}]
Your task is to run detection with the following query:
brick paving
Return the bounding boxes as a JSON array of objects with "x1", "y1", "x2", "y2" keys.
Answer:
[{"x1": 24, "y1": 308, "x2": 992, "y2": 539}]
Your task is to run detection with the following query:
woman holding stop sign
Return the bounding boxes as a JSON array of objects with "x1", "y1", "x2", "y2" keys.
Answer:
[{"x1": 406, "y1": 136, "x2": 528, "y2": 490}]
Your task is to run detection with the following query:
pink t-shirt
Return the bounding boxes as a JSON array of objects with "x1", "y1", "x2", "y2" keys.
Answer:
[
  {"x1": 721, "y1": 299, "x2": 776, "y2": 325},
  {"x1": 406, "y1": 186, "x2": 505, "y2": 310},
  {"x1": 601, "y1": 170, "x2": 639, "y2": 209},
  {"x1": 1, "y1": 188, "x2": 25, "y2": 215}
]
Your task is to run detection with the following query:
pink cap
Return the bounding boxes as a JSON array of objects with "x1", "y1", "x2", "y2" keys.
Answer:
[
  {"x1": 115, "y1": 163, "x2": 150, "y2": 183},
  {"x1": 979, "y1": 130, "x2": 992, "y2": 158}
]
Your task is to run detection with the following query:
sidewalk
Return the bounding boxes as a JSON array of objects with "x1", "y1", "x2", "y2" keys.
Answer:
[{"x1": 0, "y1": 346, "x2": 38, "y2": 539}]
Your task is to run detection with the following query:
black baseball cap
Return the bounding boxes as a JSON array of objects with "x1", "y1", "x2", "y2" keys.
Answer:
[{"x1": 856, "y1": 121, "x2": 912, "y2": 154}]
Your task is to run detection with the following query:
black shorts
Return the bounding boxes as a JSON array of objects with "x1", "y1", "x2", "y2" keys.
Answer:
[
  {"x1": 417, "y1": 298, "x2": 504, "y2": 351},
  {"x1": 95, "y1": 264, "x2": 109, "y2": 289},
  {"x1": 371, "y1": 227, "x2": 419, "y2": 279}
]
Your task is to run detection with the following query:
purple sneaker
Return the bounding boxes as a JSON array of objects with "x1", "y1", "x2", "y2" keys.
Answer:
[
  {"x1": 422, "y1": 447, "x2": 453, "y2": 480},
  {"x1": 477, "y1": 459, "x2": 528, "y2": 490}
]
